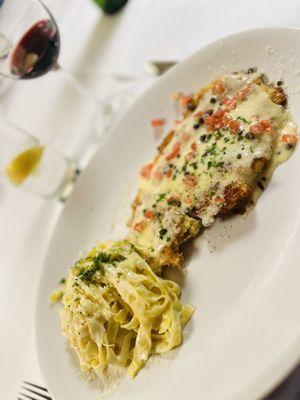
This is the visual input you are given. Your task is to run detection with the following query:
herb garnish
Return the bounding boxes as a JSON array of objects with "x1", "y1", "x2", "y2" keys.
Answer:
[
  {"x1": 237, "y1": 116, "x2": 251, "y2": 124},
  {"x1": 78, "y1": 252, "x2": 125, "y2": 284},
  {"x1": 156, "y1": 193, "x2": 166, "y2": 202}
]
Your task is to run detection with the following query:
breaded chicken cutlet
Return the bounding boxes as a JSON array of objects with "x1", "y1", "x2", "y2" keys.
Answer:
[{"x1": 127, "y1": 70, "x2": 297, "y2": 272}]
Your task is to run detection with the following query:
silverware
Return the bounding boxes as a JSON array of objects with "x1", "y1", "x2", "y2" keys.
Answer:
[
  {"x1": 18, "y1": 381, "x2": 52, "y2": 400},
  {"x1": 143, "y1": 60, "x2": 177, "y2": 76}
]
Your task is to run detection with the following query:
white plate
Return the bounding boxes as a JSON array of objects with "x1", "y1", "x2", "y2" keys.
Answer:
[{"x1": 36, "y1": 27, "x2": 300, "y2": 400}]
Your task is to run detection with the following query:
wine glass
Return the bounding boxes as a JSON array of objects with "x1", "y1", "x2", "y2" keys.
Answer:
[{"x1": 0, "y1": 0, "x2": 132, "y2": 137}]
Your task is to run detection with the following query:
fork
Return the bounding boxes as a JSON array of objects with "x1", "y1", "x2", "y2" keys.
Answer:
[{"x1": 18, "y1": 381, "x2": 52, "y2": 400}]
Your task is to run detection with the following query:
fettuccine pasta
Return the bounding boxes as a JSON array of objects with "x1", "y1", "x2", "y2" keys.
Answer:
[{"x1": 51, "y1": 241, "x2": 194, "y2": 378}]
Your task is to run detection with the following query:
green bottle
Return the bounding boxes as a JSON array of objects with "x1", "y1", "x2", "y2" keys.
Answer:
[{"x1": 93, "y1": 0, "x2": 128, "y2": 14}]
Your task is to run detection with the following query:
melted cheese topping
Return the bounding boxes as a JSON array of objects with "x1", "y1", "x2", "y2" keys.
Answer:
[{"x1": 128, "y1": 72, "x2": 297, "y2": 267}]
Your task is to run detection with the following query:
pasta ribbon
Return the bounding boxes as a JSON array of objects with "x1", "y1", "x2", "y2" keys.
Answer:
[{"x1": 51, "y1": 241, "x2": 194, "y2": 378}]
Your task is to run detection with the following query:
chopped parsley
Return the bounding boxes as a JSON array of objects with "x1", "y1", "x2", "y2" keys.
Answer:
[
  {"x1": 156, "y1": 193, "x2": 166, "y2": 202},
  {"x1": 237, "y1": 116, "x2": 251, "y2": 124},
  {"x1": 207, "y1": 142, "x2": 217, "y2": 156},
  {"x1": 79, "y1": 263, "x2": 102, "y2": 283},
  {"x1": 78, "y1": 252, "x2": 125, "y2": 284},
  {"x1": 207, "y1": 160, "x2": 224, "y2": 170}
]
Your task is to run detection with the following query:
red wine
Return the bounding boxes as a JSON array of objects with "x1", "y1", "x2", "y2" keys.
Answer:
[{"x1": 11, "y1": 19, "x2": 60, "y2": 79}]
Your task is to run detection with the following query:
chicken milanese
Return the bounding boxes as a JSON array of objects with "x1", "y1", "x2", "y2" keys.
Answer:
[{"x1": 127, "y1": 70, "x2": 297, "y2": 272}]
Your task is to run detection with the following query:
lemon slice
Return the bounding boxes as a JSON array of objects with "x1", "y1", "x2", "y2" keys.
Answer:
[{"x1": 5, "y1": 146, "x2": 44, "y2": 185}]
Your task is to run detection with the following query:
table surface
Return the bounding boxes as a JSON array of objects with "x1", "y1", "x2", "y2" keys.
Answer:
[{"x1": 2, "y1": 1, "x2": 300, "y2": 399}]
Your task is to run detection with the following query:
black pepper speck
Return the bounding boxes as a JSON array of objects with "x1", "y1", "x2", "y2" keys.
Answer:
[{"x1": 246, "y1": 132, "x2": 255, "y2": 140}]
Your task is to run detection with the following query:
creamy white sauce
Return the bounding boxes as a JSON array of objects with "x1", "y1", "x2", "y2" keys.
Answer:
[{"x1": 128, "y1": 72, "x2": 297, "y2": 263}]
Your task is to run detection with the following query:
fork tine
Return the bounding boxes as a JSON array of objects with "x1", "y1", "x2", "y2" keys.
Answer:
[
  {"x1": 21, "y1": 387, "x2": 52, "y2": 400},
  {"x1": 23, "y1": 382, "x2": 48, "y2": 392},
  {"x1": 19, "y1": 393, "x2": 39, "y2": 400}
]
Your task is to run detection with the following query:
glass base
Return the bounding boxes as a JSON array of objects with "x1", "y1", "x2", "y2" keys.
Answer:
[
  {"x1": 0, "y1": 74, "x2": 14, "y2": 97},
  {"x1": 58, "y1": 166, "x2": 81, "y2": 203}
]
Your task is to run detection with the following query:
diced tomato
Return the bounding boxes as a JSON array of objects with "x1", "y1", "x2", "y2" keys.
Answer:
[
  {"x1": 222, "y1": 96, "x2": 237, "y2": 110},
  {"x1": 235, "y1": 84, "x2": 252, "y2": 101},
  {"x1": 182, "y1": 132, "x2": 191, "y2": 141},
  {"x1": 249, "y1": 120, "x2": 273, "y2": 137},
  {"x1": 144, "y1": 210, "x2": 154, "y2": 219},
  {"x1": 166, "y1": 169, "x2": 173, "y2": 178},
  {"x1": 214, "y1": 109, "x2": 226, "y2": 118},
  {"x1": 154, "y1": 168, "x2": 164, "y2": 180},
  {"x1": 260, "y1": 120, "x2": 273, "y2": 132},
  {"x1": 204, "y1": 115, "x2": 215, "y2": 131},
  {"x1": 228, "y1": 119, "x2": 239, "y2": 134},
  {"x1": 280, "y1": 134, "x2": 297, "y2": 144},
  {"x1": 167, "y1": 195, "x2": 181, "y2": 206},
  {"x1": 204, "y1": 108, "x2": 229, "y2": 131},
  {"x1": 214, "y1": 196, "x2": 225, "y2": 203},
  {"x1": 140, "y1": 163, "x2": 153, "y2": 179},
  {"x1": 166, "y1": 142, "x2": 180, "y2": 160},
  {"x1": 212, "y1": 80, "x2": 225, "y2": 95},
  {"x1": 221, "y1": 85, "x2": 252, "y2": 111},
  {"x1": 185, "y1": 151, "x2": 196, "y2": 161},
  {"x1": 221, "y1": 115, "x2": 231, "y2": 128},
  {"x1": 133, "y1": 220, "x2": 147, "y2": 232},
  {"x1": 184, "y1": 175, "x2": 198, "y2": 187},
  {"x1": 191, "y1": 142, "x2": 197, "y2": 151},
  {"x1": 151, "y1": 118, "x2": 166, "y2": 128},
  {"x1": 180, "y1": 94, "x2": 192, "y2": 107},
  {"x1": 249, "y1": 123, "x2": 264, "y2": 136}
]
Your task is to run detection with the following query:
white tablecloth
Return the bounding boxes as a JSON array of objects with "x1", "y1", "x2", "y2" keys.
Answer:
[{"x1": 1, "y1": 0, "x2": 300, "y2": 398}]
